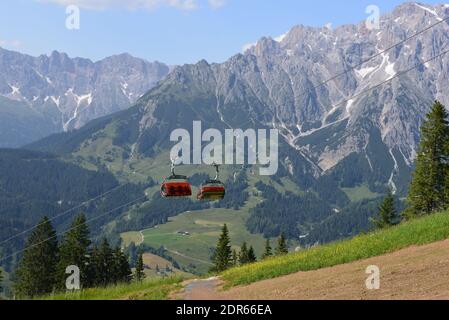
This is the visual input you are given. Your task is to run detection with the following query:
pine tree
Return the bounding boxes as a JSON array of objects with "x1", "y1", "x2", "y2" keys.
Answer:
[
  {"x1": 126, "y1": 242, "x2": 137, "y2": 267},
  {"x1": 56, "y1": 214, "x2": 91, "y2": 289},
  {"x1": 275, "y1": 233, "x2": 288, "y2": 255},
  {"x1": 0, "y1": 268, "x2": 3, "y2": 293},
  {"x1": 14, "y1": 217, "x2": 59, "y2": 298},
  {"x1": 134, "y1": 251, "x2": 146, "y2": 282},
  {"x1": 91, "y1": 239, "x2": 114, "y2": 287},
  {"x1": 247, "y1": 246, "x2": 257, "y2": 263},
  {"x1": 112, "y1": 247, "x2": 132, "y2": 284},
  {"x1": 238, "y1": 242, "x2": 249, "y2": 265},
  {"x1": 231, "y1": 249, "x2": 238, "y2": 267},
  {"x1": 371, "y1": 191, "x2": 398, "y2": 229},
  {"x1": 86, "y1": 245, "x2": 99, "y2": 287},
  {"x1": 444, "y1": 169, "x2": 449, "y2": 209},
  {"x1": 407, "y1": 101, "x2": 449, "y2": 217},
  {"x1": 261, "y1": 239, "x2": 273, "y2": 259},
  {"x1": 211, "y1": 224, "x2": 232, "y2": 272}
]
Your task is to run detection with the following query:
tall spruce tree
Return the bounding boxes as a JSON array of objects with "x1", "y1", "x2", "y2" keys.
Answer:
[
  {"x1": 262, "y1": 239, "x2": 273, "y2": 259},
  {"x1": 238, "y1": 242, "x2": 249, "y2": 265},
  {"x1": 57, "y1": 214, "x2": 91, "y2": 289},
  {"x1": 14, "y1": 217, "x2": 59, "y2": 298},
  {"x1": 371, "y1": 191, "x2": 398, "y2": 229},
  {"x1": 247, "y1": 246, "x2": 257, "y2": 263},
  {"x1": 211, "y1": 224, "x2": 232, "y2": 272},
  {"x1": 231, "y1": 249, "x2": 238, "y2": 267},
  {"x1": 127, "y1": 242, "x2": 138, "y2": 267},
  {"x1": 112, "y1": 247, "x2": 132, "y2": 284},
  {"x1": 134, "y1": 251, "x2": 146, "y2": 282},
  {"x1": 275, "y1": 233, "x2": 288, "y2": 255},
  {"x1": 91, "y1": 239, "x2": 114, "y2": 287},
  {"x1": 86, "y1": 245, "x2": 99, "y2": 287},
  {"x1": 407, "y1": 101, "x2": 449, "y2": 217}
]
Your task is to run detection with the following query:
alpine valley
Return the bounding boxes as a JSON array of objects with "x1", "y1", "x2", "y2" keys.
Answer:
[{"x1": 2, "y1": 2, "x2": 449, "y2": 276}]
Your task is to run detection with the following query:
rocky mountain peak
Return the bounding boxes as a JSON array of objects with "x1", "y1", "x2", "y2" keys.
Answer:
[{"x1": 0, "y1": 49, "x2": 170, "y2": 147}]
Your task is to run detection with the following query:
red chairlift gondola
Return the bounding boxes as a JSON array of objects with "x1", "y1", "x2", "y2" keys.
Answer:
[
  {"x1": 197, "y1": 164, "x2": 226, "y2": 201},
  {"x1": 161, "y1": 159, "x2": 192, "y2": 198}
]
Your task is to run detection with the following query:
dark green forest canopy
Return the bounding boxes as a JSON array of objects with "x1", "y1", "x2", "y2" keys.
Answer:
[{"x1": 0, "y1": 149, "x2": 147, "y2": 271}]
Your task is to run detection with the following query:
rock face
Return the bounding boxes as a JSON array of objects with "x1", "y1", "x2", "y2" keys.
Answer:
[
  {"x1": 0, "y1": 49, "x2": 169, "y2": 147},
  {"x1": 134, "y1": 2, "x2": 449, "y2": 194}
]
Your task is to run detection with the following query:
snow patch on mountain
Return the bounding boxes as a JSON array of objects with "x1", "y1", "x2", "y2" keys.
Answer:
[
  {"x1": 11, "y1": 85, "x2": 20, "y2": 95},
  {"x1": 346, "y1": 99, "x2": 355, "y2": 113},
  {"x1": 51, "y1": 96, "x2": 60, "y2": 108},
  {"x1": 388, "y1": 149, "x2": 399, "y2": 195},
  {"x1": 384, "y1": 54, "x2": 396, "y2": 79},
  {"x1": 399, "y1": 148, "x2": 411, "y2": 167},
  {"x1": 65, "y1": 89, "x2": 93, "y2": 107},
  {"x1": 64, "y1": 105, "x2": 80, "y2": 131},
  {"x1": 77, "y1": 93, "x2": 93, "y2": 107},
  {"x1": 355, "y1": 66, "x2": 377, "y2": 79},
  {"x1": 4, "y1": 85, "x2": 24, "y2": 101},
  {"x1": 274, "y1": 32, "x2": 288, "y2": 43},
  {"x1": 365, "y1": 152, "x2": 374, "y2": 172},
  {"x1": 415, "y1": 3, "x2": 443, "y2": 21},
  {"x1": 121, "y1": 82, "x2": 135, "y2": 100}
]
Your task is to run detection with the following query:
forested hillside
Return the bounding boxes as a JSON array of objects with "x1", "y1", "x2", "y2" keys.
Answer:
[
  {"x1": 0, "y1": 149, "x2": 147, "y2": 273},
  {"x1": 0, "y1": 96, "x2": 58, "y2": 148}
]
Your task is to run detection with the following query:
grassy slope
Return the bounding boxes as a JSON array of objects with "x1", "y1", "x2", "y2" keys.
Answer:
[
  {"x1": 120, "y1": 168, "x2": 297, "y2": 275},
  {"x1": 140, "y1": 253, "x2": 193, "y2": 279},
  {"x1": 39, "y1": 211, "x2": 449, "y2": 300},
  {"x1": 342, "y1": 184, "x2": 380, "y2": 202},
  {"x1": 42, "y1": 277, "x2": 183, "y2": 300},
  {"x1": 121, "y1": 231, "x2": 144, "y2": 246},
  {"x1": 138, "y1": 195, "x2": 271, "y2": 274},
  {"x1": 221, "y1": 211, "x2": 449, "y2": 287}
]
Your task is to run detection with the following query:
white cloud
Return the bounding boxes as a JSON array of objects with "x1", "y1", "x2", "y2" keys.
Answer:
[
  {"x1": 37, "y1": 0, "x2": 227, "y2": 10},
  {"x1": 208, "y1": 0, "x2": 226, "y2": 9},
  {"x1": 0, "y1": 39, "x2": 21, "y2": 48},
  {"x1": 242, "y1": 41, "x2": 256, "y2": 53},
  {"x1": 37, "y1": 0, "x2": 199, "y2": 11},
  {"x1": 274, "y1": 32, "x2": 287, "y2": 43}
]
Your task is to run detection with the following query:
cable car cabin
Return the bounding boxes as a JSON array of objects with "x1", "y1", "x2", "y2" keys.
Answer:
[
  {"x1": 197, "y1": 180, "x2": 226, "y2": 201},
  {"x1": 161, "y1": 175, "x2": 192, "y2": 197}
]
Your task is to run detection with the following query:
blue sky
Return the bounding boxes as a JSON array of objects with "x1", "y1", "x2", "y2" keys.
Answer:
[{"x1": 0, "y1": 0, "x2": 443, "y2": 65}]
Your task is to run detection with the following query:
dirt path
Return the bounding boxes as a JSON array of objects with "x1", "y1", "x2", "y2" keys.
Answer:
[
  {"x1": 139, "y1": 231, "x2": 145, "y2": 244},
  {"x1": 178, "y1": 239, "x2": 449, "y2": 300},
  {"x1": 178, "y1": 277, "x2": 223, "y2": 300}
]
